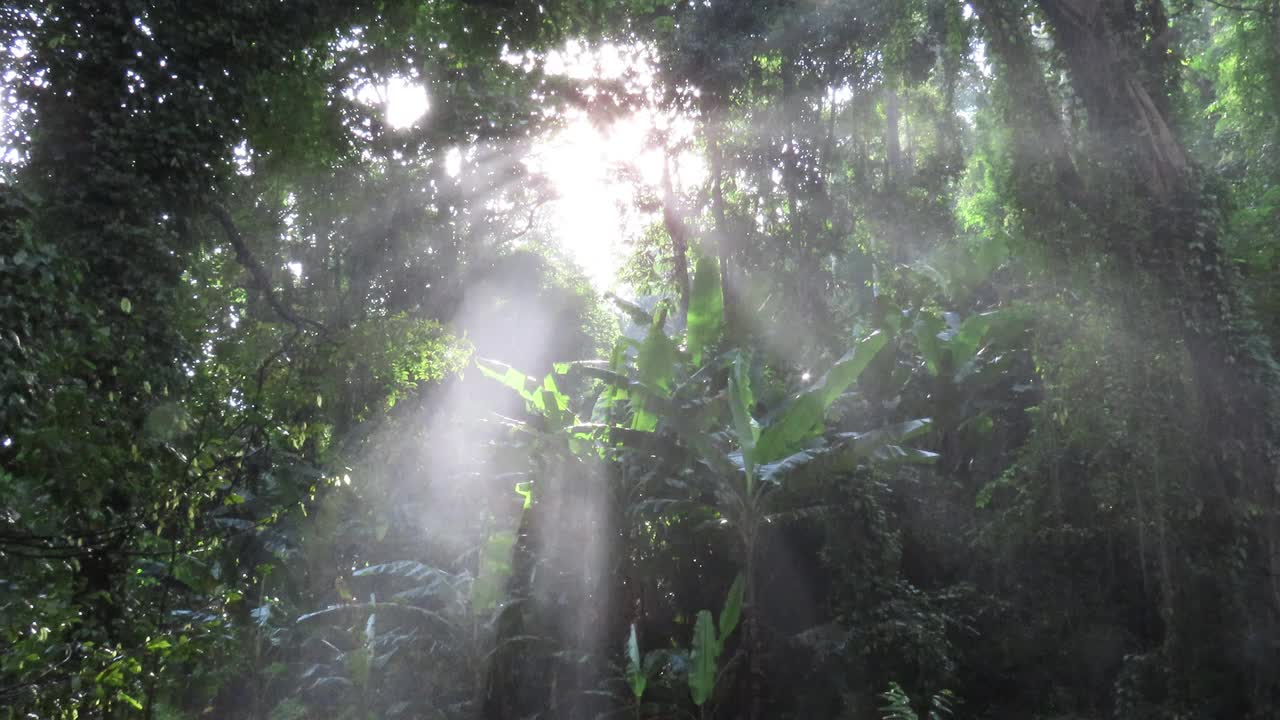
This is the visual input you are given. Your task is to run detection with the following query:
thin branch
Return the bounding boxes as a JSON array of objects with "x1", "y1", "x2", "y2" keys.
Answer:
[
  {"x1": 255, "y1": 327, "x2": 302, "y2": 402},
  {"x1": 504, "y1": 196, "x2": 550, "y2": 242},
  {"x1": 0, "y1": 524, "x2": 132, "y2": 542},
  {"x1": 0, "y1": 645, "x2": 76, "y2": 699},
  {"x1": 1203, "y1": 0, "x2": 1275, "y2": 15},
  {"x1": 0, "y1": 525, "x2": 132, "y2": 553},
  {"x1": 209, "y1": 204, "x2": 328, "y2": 335}
]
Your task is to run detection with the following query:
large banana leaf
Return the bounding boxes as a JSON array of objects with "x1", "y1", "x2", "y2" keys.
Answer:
[
  {"x1": 561, "y1": 362, "x2": 672, "y2": 418},
  {"x1": 476, "y1": 358, "x2": 571, "y2": 424},
  {"x1": 686, "y1": 256, "x2": 724, "y2": 367},
  {"x1": 607, "y1": 292, "x2": 655, "y2": 327},
  {"x1": 728, "y1": 353, "x2": 760, "y2": 487},
  {"x1": 755, "y1": 418, "x2": 938, "y2": 489},
  {"x1": 472, "y1": 530, "x2": 516, "y2": 613},
  {"x1": 296, "y1": 602, "x2": 457, "y2": 632},
  {"x1": 913, "y1": 308, "x2": 1019, "y2": 380},
  {"x1": 754, "y1": 331, "x2": 888, "y2": 463},
  {"x1": 633, "y1": 305, "x2": 679, "y2": 431}
]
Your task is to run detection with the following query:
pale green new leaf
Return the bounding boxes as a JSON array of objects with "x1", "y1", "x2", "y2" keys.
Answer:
[
  {"x1": 688, "y1": 610, "x2": 719, "y2": 707},
  {"x1": 625, "y1": 623, "x2": 646, "y2": 700}
]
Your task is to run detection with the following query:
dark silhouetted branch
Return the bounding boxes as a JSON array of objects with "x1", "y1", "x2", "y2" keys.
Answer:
[
  {"x1": 210, "y1": 204, "x2": 328, "y2": 335},
  {"x1": 1203, "y1": 0, "x2": 1274, "y2": 15}
]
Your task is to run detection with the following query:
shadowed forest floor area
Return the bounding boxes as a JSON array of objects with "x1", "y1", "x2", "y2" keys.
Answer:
[{"x1": 2, "y1": 1, "x2": 1280, "y2": 718}]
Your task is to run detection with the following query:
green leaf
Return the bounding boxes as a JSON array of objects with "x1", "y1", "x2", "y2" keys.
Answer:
[
  {"x1": 607, "y1": 292, "x2": 654, "y2": 326},
  {"x1": 755, "y1": 331, "x2": 888, "y2": 463},
  {"x1": 352, "y1": 560, "x2": 465, "y2": 604},
  {"x1": 869, "y1": 445, "x2": 940, "y2": 464},
  {"x1": 728, "y1": 353, "x2": 759, "y2": 485},
  {"x1": 950, "y1": 311, "x2": 998, "y2": 369},
  {"x1": 757, "y1": 418, "x2": 937, "y2": 488},
  {"x1": 296, "y1": 602, "x2": 456, "y2": 631},
  {"x1": 564, "y1": 363, "x2": 670, "y2": 414},
  {"x1": 718, "y1": 574, "x2": 744, "y2": 646},
  {"x1": 880, "y1": 681, "x2": 916, "y2": 720},
  {"x1": 632, "y1": 307, "x2": 677, "y2": 431},
  {"x1": 477, "y1": 358, "x2": 571, "y2": 423},
  {"x1": 844, "y1": 418, "x2": 934, "y2": 454},
  {"x1": 686, "y1": 256, "x2": 724, "y2": 367},
  {"x1": 514, "y1": 480, "x2": 533, "y2": 510},
  {"x1": 625, "y1": 623, "x2": 646, "y2": 700},
  {"x1": 539, "y1": 374, "x2": 569, "y2": 421},
  {"x1": 473, "y1": 531, "x2": 516, "y2": 613},
  {"x1": 119, "y1": 297, "x2": 132, "y2": 315},
  {"x1": 913, "y1": 312, "x2": 945, "y2": 377},
  {"x1": 117, "y1": 692, "x2": 144, "y2": 711},
  {"x1": 346, "y1": 646, "x2": 371, "y2": 689},
  {"x1": 476, "y1": 358, "x2": 538, "y2": 404},
  {"x1": 688, "y1": 609, "x2": 719, "y2": 706},
  {"x1": 636, "y1": 305, "x2": 677, "y2": 392}
]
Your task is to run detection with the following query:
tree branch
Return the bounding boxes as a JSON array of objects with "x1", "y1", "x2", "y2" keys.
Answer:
[
  {"x1": 210, "y1": 204, "x2": 328, "y2": 335},
  {"x1": 1203, "y1": 0, "x2": 1274, "y2": 15}
]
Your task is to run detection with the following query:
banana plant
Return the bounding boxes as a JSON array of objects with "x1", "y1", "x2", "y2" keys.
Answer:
[
  {"x1": 687, "y1": 574, "x2": 743, "y2": 714},
  {"x1": 880, "y1": 681, "x2": 956, "y2": 720},
  {"x1": 624, "y1": 623, "x2": 647, "y2": 714},
  {"x1": 621, "y1": 575, "x2": 744, "y2": 720},
  {"x1": 478, "y1": 257, "x2": 938, "y2": 719}
]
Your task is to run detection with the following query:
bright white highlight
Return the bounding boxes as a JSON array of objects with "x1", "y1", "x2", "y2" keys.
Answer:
[
  {"x1": 528, "y1": 114, "x2": 630, "y2": 289},
  {"x1": 351, "y1": 75, "x2": 430, "y2": 130},
  {"x1": 528, "y1": 109, "x2": 705, "y2": 290},
  {"x1": 384, "y1": 77, "x2": 429, "y2": 129},
  {"x1": 444, "y1": 147, "x2": 463, "y2": 177}
]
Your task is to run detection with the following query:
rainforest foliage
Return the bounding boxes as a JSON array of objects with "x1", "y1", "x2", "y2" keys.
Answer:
[{"x1": 2, "y1": 1, "x2": 1279, "y2": 718}]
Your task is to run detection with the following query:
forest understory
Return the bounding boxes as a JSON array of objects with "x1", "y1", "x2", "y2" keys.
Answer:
[{"x1": 2, "y1": 1, "x2": 1280, "y2": 719}]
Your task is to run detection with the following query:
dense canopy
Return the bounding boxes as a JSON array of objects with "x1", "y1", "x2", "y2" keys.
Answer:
[{"x1": 2, "y1": 1, "x2": 1279, "y2": 718}]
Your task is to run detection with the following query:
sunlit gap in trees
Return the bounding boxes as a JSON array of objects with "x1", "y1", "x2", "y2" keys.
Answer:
[
  {"x1": 416, "y1": 40, "x2": 706, "y2": 680},
  {"x1": 350, "y1": 74, "x2": 430, "y2": 130},
  {"x1": 328, "y1": 38, "x2": 704, "y2": 291},
  {"x1": 506, "y1": 40, "x2": 706, "y2": 290},
  {"x1": 0, "y1": 34, "x2": 33, "y2": 168},
  {"x1": 523, "y1": 106, "x2": 705, "y2": 289}
]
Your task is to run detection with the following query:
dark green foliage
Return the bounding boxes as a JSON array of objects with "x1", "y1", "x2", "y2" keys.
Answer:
[{"x1": 3, "y1": 1, "x2": 1280, "y2": 719}]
